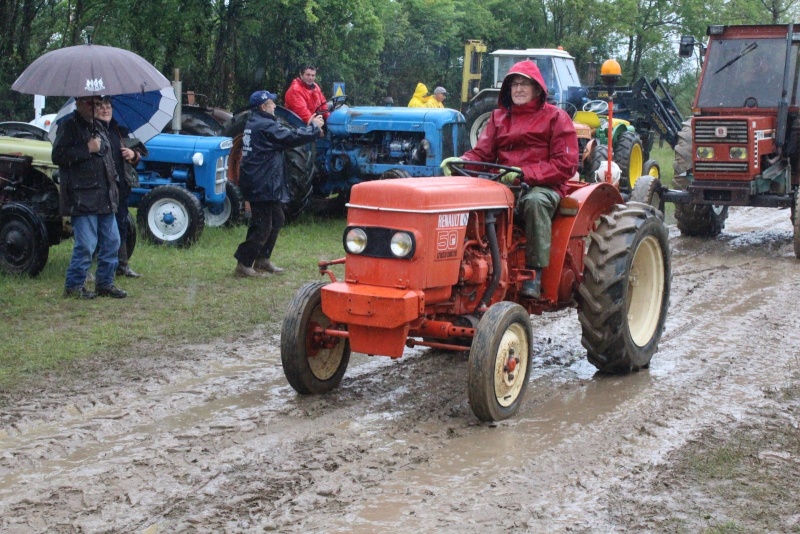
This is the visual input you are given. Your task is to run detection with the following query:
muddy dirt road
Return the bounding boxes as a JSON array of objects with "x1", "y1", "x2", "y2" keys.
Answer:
[{"x1": 2, "y1": 207, "x2": 799, "y2": 533}]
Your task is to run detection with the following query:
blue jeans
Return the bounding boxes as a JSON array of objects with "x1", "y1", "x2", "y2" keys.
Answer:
[{"x1": 65, "y1": 214, "x2": 120, "y2": 290}]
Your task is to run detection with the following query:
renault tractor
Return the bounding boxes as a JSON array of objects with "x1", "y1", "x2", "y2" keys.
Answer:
[{"x1": 280, "y1": 163, "x2": 671, "y2": 422}]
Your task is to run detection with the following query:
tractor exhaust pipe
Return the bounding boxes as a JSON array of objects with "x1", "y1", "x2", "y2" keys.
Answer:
[
  {"x1": 476, "y1": 210, "x2": 501, "y2": 312},
  {"x1": 776, "y1": 23, "x2": 793, "y2": 156}
]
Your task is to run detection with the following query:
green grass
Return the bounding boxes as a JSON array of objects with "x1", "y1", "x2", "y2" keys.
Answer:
[{"x1": 0, "y1": 213, "x2": 347, "y2": 388}]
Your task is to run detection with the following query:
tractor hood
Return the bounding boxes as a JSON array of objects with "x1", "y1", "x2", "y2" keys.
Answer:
[
  {"x1": 347, "y1": 176, "x2": 514, "y2": 211},
  {"x1": 144, "y1": 133, "x2": 233, "y2": 164},
  {"x1": 0, "y1": 135, "x2": 57, "y2": 172},
  {"x1": 326, "y1": 107, "x2": 464, "y2": 137}
]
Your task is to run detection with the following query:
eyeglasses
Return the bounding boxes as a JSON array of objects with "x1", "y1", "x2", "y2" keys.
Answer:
[
  {"x1": 79, "y1": 100, "x2": 111, "y2": 108},
  {"x1": 510, "y1": 81, "x2": 535, "y2": 89}
]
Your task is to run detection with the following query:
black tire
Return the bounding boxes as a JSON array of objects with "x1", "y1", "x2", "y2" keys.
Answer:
[
  {"x1": 162, "y1": 108, "x2": 224, "y2": 136},
  {"x1": 614, "y1": 131, "x2": 644, "y2": 191},
  {"x1": 629, "y1": 175, "x2": 663, "y2": 214},
  {"x1": 793, "y1": 192, "x2": 800, "y2": 259},
  {"x1": 204, "y1": 182, "x2": 243, "y2": 227},
  {"x1": 585, "y1": 143, "x2": 608, "y2": 183},
  {"x1": 137, "y1": 185, "x2": 205, "y2": 246},
  {"x1": 0, "y1": 202, "x2": 49, "y2": 277},
  {"x1": 125, "y1": 210, "x2": 137, "y2": 260},
  {"x1": 467, "y1": 301, "x2": 532, "y2": 422},
  {"x1": 281, "y1": 282, "x2": 351, "y2": 394},
  {"x1": 463, "y1": 95, "x2": 497, "y2": 148},
  {"x1": 578, "y1": 203, "x2": 670, "y2": 374},
  {"x1": 222, "y1": 111, "x2": 314, "y2": 223},
  {"x1": 643, "y1": 159, "x2": 661, "y2": 180},
  {"x1": 379, "y1": 168, "x2": 412, "y2": 179},
  {"x1": 672, "y1": 119, "x2": 728, "y2": 236}
]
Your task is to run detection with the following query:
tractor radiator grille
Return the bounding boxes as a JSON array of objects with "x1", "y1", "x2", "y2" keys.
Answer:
[
  {"x1": 695, "y1": 120, "x2": 749, "y2": 143},
  {"x1": 695, "y1": 162, "x2": 749, "y2": 173}
]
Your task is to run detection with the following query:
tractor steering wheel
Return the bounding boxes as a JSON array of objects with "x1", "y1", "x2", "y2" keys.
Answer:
[
  {"x1": 447, "y1": 161, "x2": 522, "y2": 183},
  {"x1": 321, "y1": 95, "x2": 347, "y2": 114},
  {"x1": 582, "y1": 99, "x2": 609, "y2": 114}
]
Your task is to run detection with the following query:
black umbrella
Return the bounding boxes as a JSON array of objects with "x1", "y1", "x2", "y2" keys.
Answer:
[{"x1": 11, "y1": 44, "x2": 170, "y2": 97}]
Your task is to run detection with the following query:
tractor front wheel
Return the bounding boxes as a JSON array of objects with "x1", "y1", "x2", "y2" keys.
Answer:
[
  {"x1": 0, "y1": 202, "x2": 49, "y2": 276},
  {"x1": 629, "y1": 175, "x2": 663, "y2": 214},
  {"x1": 137, "y1": 185, "x2": 205, "y2": 246},
  {"x1": 464, "y1": 96, "x2": 497, "y2": 149},
  {"x1": 281, "y1": 282, "x2": 351, "y2": 394},
  {"x1": 578, "y1": 203, "x2": 670, "y2": 373},
  {"x1": 467, "y1": 301, "x2": 532, "y2": 422}
]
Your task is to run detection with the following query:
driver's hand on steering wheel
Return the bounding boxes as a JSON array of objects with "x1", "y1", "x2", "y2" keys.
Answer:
[
  {"x1": 440, "y1": 156, "x2": 464, "y2": 176},
  {"x1": 501, "y1": 168, "x2": 523, "y2": 184}
]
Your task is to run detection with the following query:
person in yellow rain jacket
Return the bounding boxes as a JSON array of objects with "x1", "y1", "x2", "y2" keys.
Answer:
[{"x1": 407, "y1": 82, "x2": 433, "y2": 108}]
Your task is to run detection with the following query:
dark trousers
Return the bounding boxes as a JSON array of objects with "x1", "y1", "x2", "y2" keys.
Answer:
[{"x1": 234, "y1": 201, "x2": 285, "y2": 266}]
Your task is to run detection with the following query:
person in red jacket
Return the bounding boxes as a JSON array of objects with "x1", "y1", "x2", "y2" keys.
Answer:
[
  {"x1": 440, "y1": 60, "x2": 579, "y2": 298},
  {"x1": 284, "y1": 65, "x2": 330, "y2": 124}
]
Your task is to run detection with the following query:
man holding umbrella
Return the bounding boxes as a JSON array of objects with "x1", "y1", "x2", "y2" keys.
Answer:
[{"x1": 53, "y1": 96, "x2": 127, "y2": 299}]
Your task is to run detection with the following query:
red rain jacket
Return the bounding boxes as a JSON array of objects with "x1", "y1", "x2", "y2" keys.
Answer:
[
  {"x1": 461, "y1": 60, "x2": 578, "y2": 196},
  {"x1": 284, "y1": 77, "x2": 330, "y2": 123}
]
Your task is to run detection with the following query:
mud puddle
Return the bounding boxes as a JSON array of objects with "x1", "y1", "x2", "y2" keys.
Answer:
[{"x1": 2, "y1": 207, "x2": 800, "y2": 532}]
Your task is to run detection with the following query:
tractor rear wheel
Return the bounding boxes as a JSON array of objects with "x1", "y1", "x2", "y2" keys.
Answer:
[
  {"x1": 0, "y1": 202, "x2": 49, "y2": 276},
  {"x1": 282, "y1": 282, "x2": 351, "y2": 394},
  {"x1": 614, "y1": 131, "x2": 644, "y2": 191},
  {"x1": 578, "y1": 203, "x2": 670, "y2": 374},
  {"x1": 223, "y1": 111, "x2": 314, "y2": 223},
  {"x1": 467, "y1": 301, "x2": 532, "y2": 422},
  {"x1": 464, "y1": 96, "x2": 497, "y2": 148},
  {"x1": 629, "y1": 175, "x2": 663, "y2": 214},
  {"x1": 137, "y1": 185, "x2": 205, "y2": 246}
]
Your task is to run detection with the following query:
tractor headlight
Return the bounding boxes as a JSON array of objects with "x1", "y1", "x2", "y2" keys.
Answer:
[
  {"x1": 345, "y1": 228, "x2": 368, "y2": 254},
  {"x1": 729, "y1": 146, "x2": 747, "y2": 160},
  {"x1": 192, "y1": 152, "x2": 204, "y2": 166},
  {"x1": 390, "y1": 232, "x2": 414, "y2": 258},
  {"x1": 696, "y1": 146, "x2": 715, "y2": 159}
]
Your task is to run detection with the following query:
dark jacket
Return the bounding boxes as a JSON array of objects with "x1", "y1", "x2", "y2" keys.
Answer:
[
  {"x1": 462, "y1": 60, "x2": 579, "y2": 197},
  {"x1": 103, "y1": 118, "x2": 141, "y2": 201},
  {"x1": 52, "y1": 112, "x2": 119, "y2": 216},
  {"x1": 238, "y1": 109, "x2": 320, "y2": 203}
]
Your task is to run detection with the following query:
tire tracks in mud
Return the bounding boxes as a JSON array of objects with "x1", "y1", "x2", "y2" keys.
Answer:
[{"x1": 2, "y1": 207, "x2": 800, "y2": 532}]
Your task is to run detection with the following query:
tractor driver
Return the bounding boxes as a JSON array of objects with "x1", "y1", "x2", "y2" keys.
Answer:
[
  {"x1": 284, "y1": 64, "x2": 330, "y2": 125},
  {"x1": 440, "y1": 60, "x2": 579, "y2": 299}
]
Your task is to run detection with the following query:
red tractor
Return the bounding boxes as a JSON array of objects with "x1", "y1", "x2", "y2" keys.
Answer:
[
  {"x1": 632, "y1": 23, "x2": 800, "y2": 255},
  {"x1": 281, "y1": 164, "x2": 671, "y2": 421}
]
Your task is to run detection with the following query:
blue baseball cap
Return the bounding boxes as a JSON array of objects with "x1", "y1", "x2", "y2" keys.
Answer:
[{"x1": 249, "y1": 90, "x2": 277, "y2": 108}]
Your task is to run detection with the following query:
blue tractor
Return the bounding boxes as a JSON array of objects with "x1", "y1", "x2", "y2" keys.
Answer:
[
  {"x1": 221, "y1": 99, "x2": 469, "y2": 219},
  {"x1": 133, "y1": 133, "x2": 240, "y2": 246}
]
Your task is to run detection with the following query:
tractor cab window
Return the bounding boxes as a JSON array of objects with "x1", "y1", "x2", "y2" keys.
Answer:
[{"x1": 697, "y1": 38, "x2": 799, "y2": 108}]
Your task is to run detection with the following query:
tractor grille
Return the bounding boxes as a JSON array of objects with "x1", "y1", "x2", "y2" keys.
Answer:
[
  {"x1": 215, "y1": 155, "x2": 228, "y2": 194},
  {"x1": 695, "y1": 120, "x2": 748, "y2": 143},
  {"x1": 695, "y1": 162, "x2": 749, "y2": 173}
]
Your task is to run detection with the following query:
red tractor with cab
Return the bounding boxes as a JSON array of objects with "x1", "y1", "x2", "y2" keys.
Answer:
[{"x1": 281, "y1": 163, "x2": 671, "y2": 421}]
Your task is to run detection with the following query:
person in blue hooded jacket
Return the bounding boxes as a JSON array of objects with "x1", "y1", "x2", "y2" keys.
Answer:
[{"x1": 234, "y1": 90, "x2": 324, "y2": 278}]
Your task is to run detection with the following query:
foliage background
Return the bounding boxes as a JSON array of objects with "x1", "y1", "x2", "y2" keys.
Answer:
[{"x1": 1, "y1": 0, "x2": 798, "y2": 120}]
